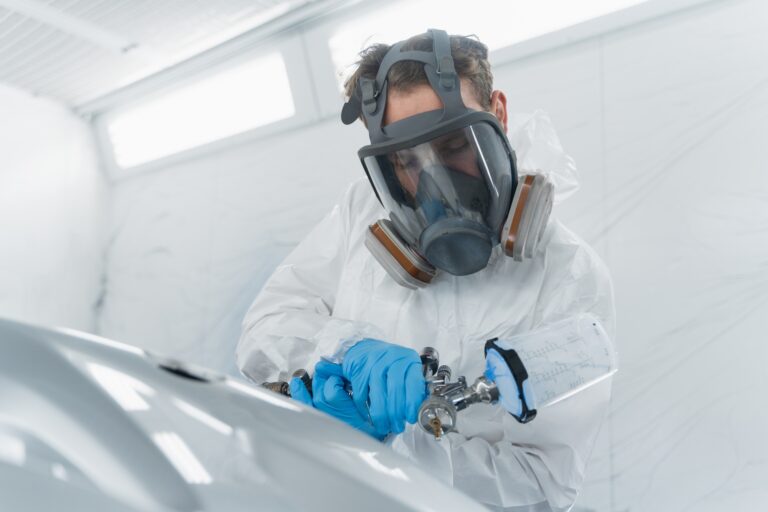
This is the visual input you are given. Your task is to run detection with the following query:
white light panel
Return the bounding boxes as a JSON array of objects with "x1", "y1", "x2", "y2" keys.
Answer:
[
  {"x1": 107, "y1": 52, "x2": 295, "y2": 169},
  {"x1": 330, "y1": 0, "x2": 648, "y2": 86}
]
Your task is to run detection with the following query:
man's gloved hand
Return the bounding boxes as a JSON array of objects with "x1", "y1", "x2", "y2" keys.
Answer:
[
  {"x1": 342, "y1": 338, "x2": 427, "y2": 437},
  {"x1": 289, "y1": 360, "x2": 384, "y2": 440}
]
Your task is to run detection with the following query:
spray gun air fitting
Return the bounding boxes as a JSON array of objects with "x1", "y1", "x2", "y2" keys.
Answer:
[{"x1": 417, "y1": 347, "x2": 504, "y2": 440}]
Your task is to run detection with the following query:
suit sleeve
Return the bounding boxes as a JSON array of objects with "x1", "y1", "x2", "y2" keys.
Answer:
[{"x1": 236, "y1": 182, "x2": 385, "y2": 384}]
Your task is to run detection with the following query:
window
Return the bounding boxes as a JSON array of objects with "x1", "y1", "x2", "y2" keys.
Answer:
[
  {"x1": 329, "y1": 0, "x2": 647, "y2": 87},
  {"x1": 106, "y1": 52, "x2": 294, "y2": 169}
]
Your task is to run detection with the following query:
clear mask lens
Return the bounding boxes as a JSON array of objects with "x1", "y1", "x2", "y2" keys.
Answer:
[{"x1": 363, "y1": 122, "x2": 514, "y2": 247}]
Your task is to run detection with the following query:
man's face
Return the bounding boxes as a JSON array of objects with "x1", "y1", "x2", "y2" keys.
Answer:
[
  {"x1": 383, "y1": 80, "x2": 503, "y2": 199},
  {"x1": 383, "y1": 78, "x2": 486, "y2": 125}
]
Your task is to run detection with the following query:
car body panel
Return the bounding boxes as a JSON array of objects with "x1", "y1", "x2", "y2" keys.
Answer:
[{"x1": 0, "y1": 318, "x2": 488, "y2": 511}]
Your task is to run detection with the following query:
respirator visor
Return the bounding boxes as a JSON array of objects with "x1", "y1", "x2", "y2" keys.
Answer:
[{"x1": 362, "y1": 120, "x2": 515, "y2": 248}]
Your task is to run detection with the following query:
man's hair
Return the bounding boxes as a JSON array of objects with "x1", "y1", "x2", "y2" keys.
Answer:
[{"x1": 343, "y1": 32, "x2": 493, "y2": 114}]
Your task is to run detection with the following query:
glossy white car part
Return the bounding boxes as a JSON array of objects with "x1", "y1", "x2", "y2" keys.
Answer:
[{"x1": 0, "y1": 318, "x2": 488, "y2": 512}]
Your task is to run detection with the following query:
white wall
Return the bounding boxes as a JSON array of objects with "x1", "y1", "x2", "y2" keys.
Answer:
[
  {"x1": 98, "y1": 118, "x2": 368, "y2": 375},
  {"x1": 97, "y1": 0, "x2": 768, "y2": 509},
  {"x1": 0, "y1": 83, "x2": 106, "y2": 332},
  {"x1": 495, "y1": 1, "x2": 768, "y2": 510}
]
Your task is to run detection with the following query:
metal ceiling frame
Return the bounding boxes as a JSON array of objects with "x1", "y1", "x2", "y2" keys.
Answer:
[
  {"x1": 75, "y1": 0, "x2": 369, "y2": 116},
  {"x1": 0, "y1": 0, "x2": 136, "y2": 53}
]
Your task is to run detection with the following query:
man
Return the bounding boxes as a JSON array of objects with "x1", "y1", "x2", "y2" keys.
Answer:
[{"x1": 237, "y1": 30, "x2": 614, "y2": 512}]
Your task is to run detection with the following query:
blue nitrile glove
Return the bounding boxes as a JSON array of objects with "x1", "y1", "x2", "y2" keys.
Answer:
[
  {"x1": 289, "y1": 375, "x2": 314, "y2": 406},
  {"x1": 291, "y1": 360, "x2": 384, "y2": 440},
  {"x1": 342, "y1": 339, "x2": 427, "y2": 437}
]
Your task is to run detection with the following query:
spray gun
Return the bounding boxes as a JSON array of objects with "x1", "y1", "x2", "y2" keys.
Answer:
[
  {"x1": 416, "y1": 342, "x2": 538, "y2": 440},
  {"x1": 262, "y1": 345, "x2": 532, "y2": 441},
  {"x1": 262, "y1": 314, "x2": 617, "y2": 441},
  {"x1": 260, "y1": 343, "x2": 533, "y2": 441}
]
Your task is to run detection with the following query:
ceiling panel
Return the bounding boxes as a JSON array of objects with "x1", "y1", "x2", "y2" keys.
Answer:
[{"x1": 0, "y1": 0, "x2": 314, "y2": 106}]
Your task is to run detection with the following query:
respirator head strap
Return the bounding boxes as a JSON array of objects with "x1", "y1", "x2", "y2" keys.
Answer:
[
  {"x1": 340, "y1": 29, "x2": 469, "y2": 140},
  {"x1": 341, "y1": 39, "x2": 432, "y2": 125},
  {"x1": 431, "y1": 27, "x2": 457, "y2": 90}
]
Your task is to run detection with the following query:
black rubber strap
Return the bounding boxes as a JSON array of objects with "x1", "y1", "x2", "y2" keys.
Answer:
[{"x1": 485, "y1": 338, "x2": 537, "y2": 423}]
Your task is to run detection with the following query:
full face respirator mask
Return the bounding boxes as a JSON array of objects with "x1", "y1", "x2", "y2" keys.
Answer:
[{"x1": 341, "y1": 29, "x2": 554, "y2": 289}]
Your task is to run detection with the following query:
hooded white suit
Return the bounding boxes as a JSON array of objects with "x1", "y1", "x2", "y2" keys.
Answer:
[{"x1": 237, "y1": 112, "x2": 615, "y2": 512}]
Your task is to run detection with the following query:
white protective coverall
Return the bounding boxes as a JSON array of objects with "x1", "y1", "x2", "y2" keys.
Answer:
[{"x1": 237, "y1": 111, "x2": 615, "y2": 512}]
